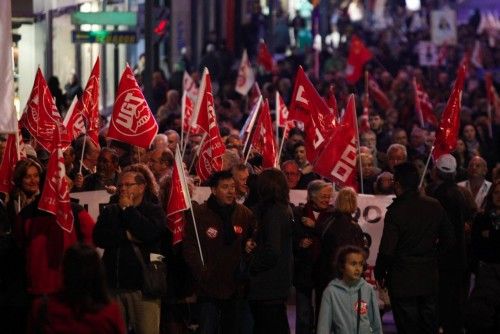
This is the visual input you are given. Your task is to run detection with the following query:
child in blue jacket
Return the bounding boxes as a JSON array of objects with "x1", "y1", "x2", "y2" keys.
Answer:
[{"x1": 317, "y1": 245, "x2": 382, "y2": 334}]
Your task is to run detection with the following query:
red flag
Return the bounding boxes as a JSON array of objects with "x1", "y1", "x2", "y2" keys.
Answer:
[
  {"x1": 63, "y1": 96, "x2": 86, "y2": 141},
  {"x1": 289, "y1": 66, "x2": 337, "y2": 163},
  {"x1": 432, "y1": 65, "x2": 466, "y2": 159},
  {"x1": 0, "y1": 129, "x2": 26, "y2": 194},
  {"x1": 276, "y1": 91, "x2": 290, "y2": 128},
  {"x1": 38, "y1": 125, "x2": 74, "y2": 233},
  {"x1": 314, "y1": 94, "x2": 358, "y2": 189},
  {"x1": 345, "y1": 35, "x2": 373, "y2": 84},
  {"x1": 413, "y1": 78, "x2": 438, "y2": 128},
  {"x1": 257, "y1": 40, "x2": 275, "y2": 73},
  {"x1": 166, "y1": 148, "x2": 191, "y2": 245},
  {"x1": 75, "y1": 57, "x2": 100, "y2": 146},
  {"x1": 326, "y1": 85, "x2": 339, "y2": 123},
  {"x1": 20, "y1": 68, "x2": 64, "y2": 152},
  {"x1": 181, "y1": 92, "x2": 203, "y2": 135},
  {"x1": 249, "y1": 99, "x2": 277, "y2": 168},
  {"x1": 235, "y1": 49, "x2": 255, "y2": 96},
  {"x1": 248, "y1": 82, "x2": 262, "y2": 112},
  {"x1": 368, "y1": 78, "x2": 391, "y2": 110},
  {"x1": 107, "y1": 65, "x2": 158, "y2": 149},
  {"x1": 193, "y1": 69, "x2": 226, "y2": 182}
]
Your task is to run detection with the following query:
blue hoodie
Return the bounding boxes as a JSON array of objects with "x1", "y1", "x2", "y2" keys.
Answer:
[{"x1": 317, "y1": 278, "x2": 382, "y2": 334}]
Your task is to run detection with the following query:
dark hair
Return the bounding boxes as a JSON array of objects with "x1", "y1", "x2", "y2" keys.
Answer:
[
  {"x1": 292, "y1": 141, "x2": 306, "y2": 152},
  {"x1": 208, "y1": 171, "x2": 234, "y2": 188},
  {"x1": 484, "y1": 180, "x2": 500, "y2": 213},
  {"x1": 335, "y1": 245, "x2": 367, "y2": 278},
  {"x1": 394, "y1": 162, "x2": 420, "y2": 192},
  {"x1": 13, "y1": 158, "x2": 43, "y2": 190},
  {"x1": 99, "y1": 147, "x2": 119, "y2": 164},
  {"x1": 257, "y1": 168, "x2": 289, "y2": 204},
  {"x1": 62, "y1": 243, "x2": 110, "y2": 313}
]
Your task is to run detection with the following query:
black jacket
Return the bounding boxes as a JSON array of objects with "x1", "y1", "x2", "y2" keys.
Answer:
[
  {"x1": 375, "y1": 190, "x2": 455, "y2": 298},
  {"x1": 248, "y1": 203, "x2": 293, "y2": 301},
  {"x1": 93, "y1": 200, "x2": 166, "y2": 291}
]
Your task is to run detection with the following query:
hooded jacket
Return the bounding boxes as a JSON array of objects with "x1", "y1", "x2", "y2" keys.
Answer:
[{"x1": 317, "y1": 278, "x2": 382, "y2": 334}]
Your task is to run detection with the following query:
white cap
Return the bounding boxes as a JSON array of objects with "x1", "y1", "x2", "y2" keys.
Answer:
[{"x1": 436, "y1": 154, "x2": 457, "y2": 173}]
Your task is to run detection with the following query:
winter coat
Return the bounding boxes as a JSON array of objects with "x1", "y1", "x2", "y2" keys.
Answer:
[{"x1": 317, "y1": 278, "x2": 382, "y2": 334}]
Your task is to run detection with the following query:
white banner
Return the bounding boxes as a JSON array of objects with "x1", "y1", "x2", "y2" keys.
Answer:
[
  {"x1": 72, "y1": 188, "x2": 393, "y2": 267},
  {"x1": 418, "y1": 41, "x2": 439, "y2": 67},
  {"x1": 0, "y1": 1, "x2": 17, "y2": 133}
]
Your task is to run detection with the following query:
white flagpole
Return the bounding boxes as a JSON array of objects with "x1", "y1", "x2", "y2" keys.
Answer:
[
  {"x1": 175, "y1": 145, "x2": 205, "y2": 267},
  {"x1": 78, "y1": 134, "x2": 87, "y2": 174},
  {"x1": 352, "y1": 94, "x2": 364, "y2": 194},
  {"x1": 244, "y1": 144, "x2": 253, "y2": 165},
  {"x1": 180, "y1": 91, "x2": 186, "y2": 149},
  {"x1": 419, "y1": 145, "x2": 435, "y2": 189},
  {"x1": 188, "y1": 132, "x2": 207, "y2": 173}
]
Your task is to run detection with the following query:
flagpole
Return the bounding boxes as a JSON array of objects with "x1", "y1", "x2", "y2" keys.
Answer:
[
  {"x1": 419, "y1": 145, "x2": 435, "y2": 189},
  {"x1": 188, "y1": 132, "x2": 207, "y2": 173},
  {"x1": 276, "y1": 123, "x2": 288, "y2": 165},
  {"x1": 78, "y1": 134, "x2": 87, "y2": 174},
  {"x1": 180, "y1": 91, "x2": 186, "y2": 150},
  {"x1": 244, "y1": 144, "x2": 253, "y2": 165},
  {"x1": 275, "y1": 91, "x2": 280, "y2": 152},
  {"x1": 352, "y1": 94, "x2": 364, "y2": 194},
  {"x1": 175, "y1": 144, "x2": 205, "y2": 267}
]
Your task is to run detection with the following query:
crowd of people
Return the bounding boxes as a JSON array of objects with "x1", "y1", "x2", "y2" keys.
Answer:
[{"x1": 0, "y1": 1, "x2": 499, "y2": 334}]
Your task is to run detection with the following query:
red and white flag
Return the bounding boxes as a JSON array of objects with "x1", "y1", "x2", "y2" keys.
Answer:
[
  {"x1": 0, "y1": 129, "x2": 26, "y2": 194},
  {"x1": 193, "y1": 69, "x2": 226, "y2": 182},
  {"x1": 257, "y1": 40, "x2": 276, "y2": 73},
  {"x1": 248, "y1": 82, "x2": 262, "y2": 113},
  {"x1": 20, "y1": 68, "x2": 65, "y2": 152},
  {"x1": 345, "y1": 35, "x2": 373, "y2": 85},
  {"x1": 166, "y1": 147, "x2": 191, "y2": 245},
  {"x1": 235, "y1": 49, "x2": 255, "y2": 96},
  {"x1": 240, "y1": 95, "x2": 262, "y2": 153},
  {"x1": 433, "y1": 65, "x2": 466, "y2": 159},
  {"x1": 107, "y1": 65, "x2": 158, "y2": 149},
  {"x1": 183, "y1": 71, "x2": 199, "y2": 100},
  {"x1": 368, "y1": 78, "x2": 392, "y2": 110},
  {"x1": 249, "y1": 99, "x2": 277, "y2": 168},
  {"x1": 38, "y1": 125, "x2": 74, "y2": 233},
  {"x1": 485, "y1": 73, "x2": 500, "y2": 124},
  {"x1": 289, "y1": 66, "x2": 337, "y2": 163},
  {"x1": 74, "y1": 57, "x2": 100, "y2": 146},
  {"x1": 181, "y1": 91, "x2": 203, "y2": 135},
  {"x1": 314, "y1": 94, "x2": 358, "y2": 190},
  {"x1": 63, "y1": 96, "x2": 86, "y2": 141},
  {"x1": 413, "y1": 78, "x2": 438, "y2": 128},
  {"x1": 0, "y1": 0, "x2": 17, "y2": 133},
  {"x1": 326, "y1": 85, "x2": 340, "y2": 123}
]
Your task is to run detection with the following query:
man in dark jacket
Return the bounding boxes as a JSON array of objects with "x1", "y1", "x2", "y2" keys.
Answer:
[
  {"x1": 427, "y1": 154, "x2": 477, "y2": 333},
  {"x1": 183, "y1": 171, "x2": 255, "y2": 334},
  {"x1": 93, "y1": 169, "x2": 166, "y2": 334},
  {"x1": 375, "y1": 162, "x2": 454, "y2": 334}
]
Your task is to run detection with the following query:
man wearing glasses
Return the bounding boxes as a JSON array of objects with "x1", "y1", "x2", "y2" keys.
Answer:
[{"x1": 94, "y1": 166, "x2": 166, "y2": 334}]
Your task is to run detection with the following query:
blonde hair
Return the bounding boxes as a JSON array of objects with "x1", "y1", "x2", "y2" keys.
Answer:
[{"x1": 335, "y1": 187, "x2": 358, "y2": 214}]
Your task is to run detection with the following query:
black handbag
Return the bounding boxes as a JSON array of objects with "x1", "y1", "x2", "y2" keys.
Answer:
[{"x1": 131, "y1": 243, "x2": 167, "y2": 298}]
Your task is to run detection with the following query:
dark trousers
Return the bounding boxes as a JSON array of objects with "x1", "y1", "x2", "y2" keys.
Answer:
[
  {"x1": 296, "y1": 287, "x2": 314, "y2": 334},
  {"x1": 391, "y1": 294, "x2": 438, "y2": 334},
  {"x1": 249, "y1": 300, "x2": 290, "y2": 334},
  {"x1": 439, "y1": 270, "x2": 467, "y2": 333},
  {"x1": 199, "y1": 298, "x2": 242, "y2": 334}
]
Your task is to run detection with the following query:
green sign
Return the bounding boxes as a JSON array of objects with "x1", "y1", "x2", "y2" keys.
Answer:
[
  {"x1": 72, "y1": 30, "x2": 137, "y2": 44},
  {"x1": 71, "y1": 11, "x2": 137, "y2": 26}
]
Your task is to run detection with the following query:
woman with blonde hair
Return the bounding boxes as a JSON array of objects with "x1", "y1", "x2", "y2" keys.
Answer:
[{"x1": 314, "y1": 187, "x2": 366, "y2": 299}]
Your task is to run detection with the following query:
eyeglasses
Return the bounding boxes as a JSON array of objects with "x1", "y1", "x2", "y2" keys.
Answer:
[{"x1": 117, "y1": 183, "x2": 139, "y2": 188}]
